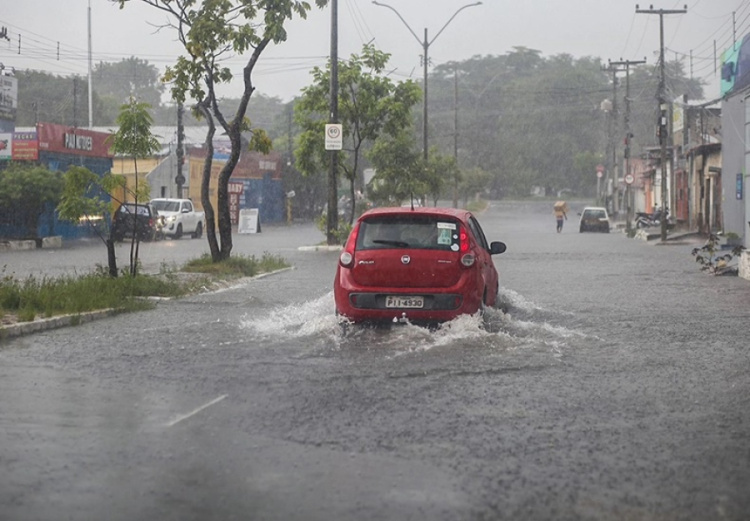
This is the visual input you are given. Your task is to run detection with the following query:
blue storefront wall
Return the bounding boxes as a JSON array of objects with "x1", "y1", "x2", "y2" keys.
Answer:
[
  {"x1": 41, "y1": 152, "x2": 114, "y2": 240},
  {"x1": 235, "y1": 173, "x2": 284, "y2": 224}
]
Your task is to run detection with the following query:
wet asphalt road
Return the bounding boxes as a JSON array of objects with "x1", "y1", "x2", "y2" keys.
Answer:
[{"x1": 1, "y1": 200, "x2": 749, "y2": 521}]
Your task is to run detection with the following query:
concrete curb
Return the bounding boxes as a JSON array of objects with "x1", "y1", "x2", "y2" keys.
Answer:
[
  {"x1": 0, "y1": 267, "x2": 296, "y2": 341},
  {"x1": 298, "y1": 244, "x2": 342, "y2": 252},
  {"x1": 0, "y1": 236, "x2": 63, "y2": 252},
  {"x1": 1, "y1": 309, "x2": 117, "y2": 341}
]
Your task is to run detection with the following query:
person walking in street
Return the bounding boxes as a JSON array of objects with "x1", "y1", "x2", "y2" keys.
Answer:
[{"x1": 554, "y1": 201, "x2": 568, "y2": 233}]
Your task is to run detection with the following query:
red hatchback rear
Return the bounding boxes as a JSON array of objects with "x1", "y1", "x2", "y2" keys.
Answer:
[{"x1": 334, "y1": 207, "x2": 506, "y2": 324}]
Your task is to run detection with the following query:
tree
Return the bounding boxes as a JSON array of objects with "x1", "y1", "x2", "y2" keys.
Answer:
[
  {"x1": 117, "y1": 0, "x2": 326, "y2": 261},
  {"x1": 0, "y1": 163, "x2": 64, "y2": 238},
  {"x1": 295, "y1": 44, "x2": 421, "y2": 226},
  {"x1": 108, "y1": 97, "x2": 161, "y2": 276},
  {"x1": 15, "y1": 70, "x2": 116, "y2": 126},
  {"x1": 423, "y1": 150, "x2": 456, "y2": 206},
  {"x1": 57, "y1": 166, "x2": 130, "y2": 277},
  {"x1": 93, "y1": 57, "x2": 165, "y2": 109},
  {"x1": 367, "y1": 131, "x2": 428, "y2": 207},
  {"x1": 458, "y1": 167, "x2": 491, "y2": 207}
]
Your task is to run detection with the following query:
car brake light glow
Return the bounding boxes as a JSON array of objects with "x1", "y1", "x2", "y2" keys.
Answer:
[{"x1": 460, "y1": 228, "x2": 469, "y2": 253}]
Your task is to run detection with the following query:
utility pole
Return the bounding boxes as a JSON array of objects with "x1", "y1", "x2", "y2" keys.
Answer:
[
  {"x1": 453, "y1": 66, "x2": 459, "y2": 208},
  {"x1": 636, "y1": 4, "x2": 687, "y2": 241},
  {"x1": 327, "y1": 0, "x2": 339, "y2": 245},
  {"x1": 610, "y1": 58, "x2": 646, "y2": 235},
  {"x1": 176, "y1": 102, "x2": 186, "y2": 199},
  {"x1": 602, "y1": 62, "x2": 625, "y2": 218},
  {"x1": 87, "y1": 0, "x2": 93, "y2": 128}
]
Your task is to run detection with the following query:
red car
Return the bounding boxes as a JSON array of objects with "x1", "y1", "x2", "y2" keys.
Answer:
[{"x1": 334, "y1": 207, "x2": 507, "y2": 325}]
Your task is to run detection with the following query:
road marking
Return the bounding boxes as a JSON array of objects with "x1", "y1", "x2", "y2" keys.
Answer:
[{"x1": 166, "y1": 394, "x2": 227, "y2": 427}]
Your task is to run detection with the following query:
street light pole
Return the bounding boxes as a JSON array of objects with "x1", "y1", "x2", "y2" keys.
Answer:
[
  {"x1": 372, "y1": 1, "x2": 481, "y2": 162},
  {"x1": 636, "y1": 4, "x2": 687, "y2": 241}
]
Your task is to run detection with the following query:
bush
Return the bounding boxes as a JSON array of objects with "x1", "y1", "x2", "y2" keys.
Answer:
[
  {"x1": 691, "y1": 233, "x2": 746, "y2": 275},
  {"x1": 315, "y1": 212, "x2": 352, "y2": 245}
]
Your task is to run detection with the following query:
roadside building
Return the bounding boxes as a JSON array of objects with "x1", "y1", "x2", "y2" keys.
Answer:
[
  {"x1": 1, "y1": 123, "x2": 113, "y2": 240},
  {"x1": 719, "y1": 31, "x2": 750, "y2": 279},
  {"x1": 187, "y1": 142, "x2": 284, "y2": 225},
  {"x1": 105, "y1": 126, "x2": 285, "y2": 225}
]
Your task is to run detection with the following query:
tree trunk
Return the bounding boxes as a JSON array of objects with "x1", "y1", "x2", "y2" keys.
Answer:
[
  {"x1": 216, "y1": 149, "x2": 237, "y2": 261},
  {"x1": 106, "y1": 238, "x2": 118, "y2": 277},
  {"x1": 197, "y1": 101, "x2": 221, "y2": 261}
]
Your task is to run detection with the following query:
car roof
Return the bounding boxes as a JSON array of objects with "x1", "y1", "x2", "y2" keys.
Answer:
[
  {"x1": 358, "y1": 206, "x2": 472, "y2": 221},
  {"x1": 582, "y1": 206, "x2": 608, "y2": 212}
]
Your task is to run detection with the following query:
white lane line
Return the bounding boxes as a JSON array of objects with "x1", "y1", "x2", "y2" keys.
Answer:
[{"x1": 165, "y1": 394, "x2": 228, "y2": 427}]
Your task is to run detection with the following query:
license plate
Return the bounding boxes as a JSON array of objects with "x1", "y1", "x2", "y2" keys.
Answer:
[{"x1": 385, "y1": 296, "x2": 424, "y2": 308}]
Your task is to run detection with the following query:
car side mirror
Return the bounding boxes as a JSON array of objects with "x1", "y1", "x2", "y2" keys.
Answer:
[{"x1": 490, "y1": 241, "x2": 506, "y2": 255}]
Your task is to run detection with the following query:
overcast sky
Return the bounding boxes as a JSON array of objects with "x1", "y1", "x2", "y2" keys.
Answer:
[{"x1": 1, "y1": 0, "x2": 748, "y2": 104}]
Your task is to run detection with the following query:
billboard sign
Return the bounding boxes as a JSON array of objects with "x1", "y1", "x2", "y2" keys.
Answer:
[
  {"x1": 0, "y1": 132, "x2": 11, "y2": 160},
  {"x1": 37, "y1": 122, "x2": 113, "y2": 158},
  {"x1": 12, "y1": 130, "x2": 39, "y2": 160},
  {"x1": 0, "y1": 75, "x2": 17, "y2": 121}
]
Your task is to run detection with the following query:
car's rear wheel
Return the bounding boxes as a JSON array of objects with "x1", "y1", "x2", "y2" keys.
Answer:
[{"x1": 191, "y1": 222, "x2": 203, "y2": 239}]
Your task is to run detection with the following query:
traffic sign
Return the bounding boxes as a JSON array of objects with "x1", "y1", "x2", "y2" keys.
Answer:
[
  {"x1": 625, "y1": 173, "x2": 635, "y2": 185},
  {"x1": 325, "y1": 124, "x2": 343, "y2": 150}
]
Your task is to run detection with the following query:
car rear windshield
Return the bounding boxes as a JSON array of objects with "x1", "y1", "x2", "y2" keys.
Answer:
[
  {"x1": 119, "y1": 204, "x2": 152, "y2": 216},
  {"x1": 151, "y1": 200, "x2": 180, "y2": 212},
  {"x1": 356, "y1": 215, "x2": 460, "y2": 251},
  {"x1": 584, "y1": 209, "x2": 607, "y2": 219}
]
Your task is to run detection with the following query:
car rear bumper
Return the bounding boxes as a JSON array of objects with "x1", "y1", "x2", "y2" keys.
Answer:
[{"x1": 334, "y1": 271, "x2": 483, "y2": 323}]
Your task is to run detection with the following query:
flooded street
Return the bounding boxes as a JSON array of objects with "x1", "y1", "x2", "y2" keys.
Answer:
[{"x1": 2, "y1": 200, "x2": 749, "y2": 520}]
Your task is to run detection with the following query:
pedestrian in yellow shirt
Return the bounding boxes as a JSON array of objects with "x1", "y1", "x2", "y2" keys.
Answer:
[{"x1": 554, "y1": 201, "x2": 568, "y2": 233}]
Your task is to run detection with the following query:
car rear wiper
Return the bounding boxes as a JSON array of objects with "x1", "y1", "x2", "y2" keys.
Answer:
[{"x1": 372, "y1": 239, "x2": 409, "y2": 248}]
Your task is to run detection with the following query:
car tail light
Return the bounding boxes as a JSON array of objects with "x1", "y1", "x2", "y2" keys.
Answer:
[
  {"x1": 339, "y1": 251, "x2": 354, "y2": 267},
  {"x1": 458, "y1": 226, "x2": 475, "y2": 266},
  {"x1": 339, "y1": 223, "x2": 360, "y2": 268},
  {"x1": 459, "y1": 228, "x2": 470, "y2": 253},
  {"x1": 461, "y1": 253, "x2": 476, "y2": 267}
]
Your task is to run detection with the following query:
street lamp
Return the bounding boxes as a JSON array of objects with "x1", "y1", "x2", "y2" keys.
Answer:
[{"x1": 372, "y1": 1, "x2": 481, "y2": 161}]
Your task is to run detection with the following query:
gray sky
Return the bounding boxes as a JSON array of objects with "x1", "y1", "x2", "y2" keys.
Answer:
[{"x1": 1, "y1": 0, "x2": 748, "y2": 103}]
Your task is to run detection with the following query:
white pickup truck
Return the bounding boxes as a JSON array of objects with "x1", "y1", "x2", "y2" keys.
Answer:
[{"x1": 150, "y1": 198, "x2": 205, "y2": 239}]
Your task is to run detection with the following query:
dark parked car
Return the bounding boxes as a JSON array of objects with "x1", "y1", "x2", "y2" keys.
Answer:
[
  {"x1": 578, "y1": 206, "x2": 610, "y2": 233},
  {"x1": 334, "y1": 207, "x2": 507, "y2": 325},
  {"x1": 111, "y1": 203, "x2": 163, "y2": 242}
]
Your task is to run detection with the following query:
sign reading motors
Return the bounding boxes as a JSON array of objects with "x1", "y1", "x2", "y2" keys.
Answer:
[
  {"x1": 63, "y1": 132, "x2": 94, "y2": 151},
  {"x1": 37, "y1": 122, "x2": 113, "y2": 158},
  {"x1": 325, "y1": 124, "x2": 342, "y2": 150}
]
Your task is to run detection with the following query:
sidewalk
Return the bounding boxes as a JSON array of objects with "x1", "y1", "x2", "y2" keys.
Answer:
[
  {"x1": 0, "y1": 236, "x2": 63, "y2": 252},
  {"x1": 610, "y1": 219, "x2": 701, "y2": 245}
]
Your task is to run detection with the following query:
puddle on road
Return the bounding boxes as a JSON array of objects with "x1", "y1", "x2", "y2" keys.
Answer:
[{"x1": 239, "y1": 288, "x2": 591, "y2": 359}]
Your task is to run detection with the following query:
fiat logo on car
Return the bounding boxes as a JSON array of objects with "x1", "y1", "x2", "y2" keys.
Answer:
[{"x1": 401, "y1": 255, "x2": 411, "y2": 265}]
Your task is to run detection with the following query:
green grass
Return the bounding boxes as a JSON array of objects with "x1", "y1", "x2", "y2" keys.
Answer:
[
  {"x1": 182, "y1": 252, "x2": 289, "y2": 277},
  {"x1": 0, "y1": 252, "x2": 290, "y2": 323}
]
